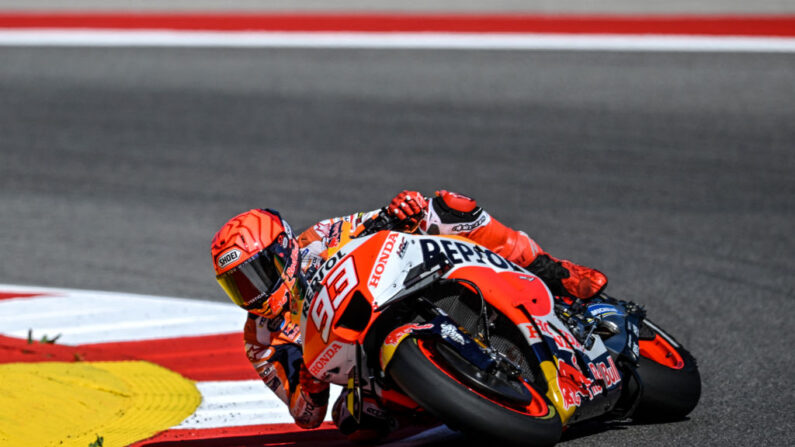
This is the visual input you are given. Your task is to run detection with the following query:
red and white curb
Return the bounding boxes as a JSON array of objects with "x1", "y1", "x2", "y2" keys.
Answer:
[
  {"x1": 0, "y1": 12, "x2": 793, "y2": 51},
  {"x1": 0, "y1": 284, "x2": 336, "y2": 444},
  {"x1": 0, "y1": 284, "x2": 456, "y2": 445}
]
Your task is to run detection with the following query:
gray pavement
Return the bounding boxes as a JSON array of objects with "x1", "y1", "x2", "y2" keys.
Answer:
[
  {"x1": 1, "y1": 46, "x2": 794, "y2": 446},
  {"x1": 0, "y1": 0, "x2": 794, "y2": 14}
]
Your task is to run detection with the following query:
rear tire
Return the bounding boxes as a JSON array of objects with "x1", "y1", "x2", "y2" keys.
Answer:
[
  {"x1": 632, "y1": 321, "x2": 701, "y2": 421},
  {"x1": 388, "y1": 337, "x2": 562, "y2": 447}
]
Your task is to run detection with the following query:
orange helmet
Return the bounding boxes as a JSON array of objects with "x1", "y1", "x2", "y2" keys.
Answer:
[{"x1": 211, "y1": 209, "x2": 304, "y2": 318}]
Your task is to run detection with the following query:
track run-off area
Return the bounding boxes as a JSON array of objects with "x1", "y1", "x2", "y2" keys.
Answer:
[
  {"x1": 1, "y1": 285, "x2": 468, "y2": 446},
  {"x1": 0, "y1": 285, "x2": 333, "y2": 445},
  {"x1": 2, "y1": 284, "x2": 451, "y2": 446},
  {"x1": 1, "y1": 8, "x2": 794, "y2": 447}
]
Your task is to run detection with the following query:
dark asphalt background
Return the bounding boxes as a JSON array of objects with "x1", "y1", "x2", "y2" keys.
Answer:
[{"x1": 1, "y1": 47, "x2": 793, "y2": 446}]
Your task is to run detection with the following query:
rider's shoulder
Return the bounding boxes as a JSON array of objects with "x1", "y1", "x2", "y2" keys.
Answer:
[
  {"x1": 425, "y1": 191, "x2": 490, "y2": 235},
  {"x1": 434, "y1": 190, "x2": 479, "y2": 215}
]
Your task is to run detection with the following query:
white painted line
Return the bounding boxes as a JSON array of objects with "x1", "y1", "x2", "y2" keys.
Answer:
[
  {"x1": 6, "y1": 313, "x2": 235, "y2": 342},
  {"x1": 175, "y1": 380, "x2": 343, "y2": 429},
  {"x1": 0, "y1": 30, "x2": 793, "y2": 52},
  {"x1": 0, "y1": 283, "x2": 244, "y2": 344},
  {"x1": 0, "y1": 304, "x2": 120, "y2": 322}
]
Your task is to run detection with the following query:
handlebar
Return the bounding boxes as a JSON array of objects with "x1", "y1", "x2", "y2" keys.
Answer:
[
  {"x1": 352, "y1": 208, "x2": 398, "y2": 238},
  {"x1": 352, "y1": 208, "x2": 422, "y2": 238}
]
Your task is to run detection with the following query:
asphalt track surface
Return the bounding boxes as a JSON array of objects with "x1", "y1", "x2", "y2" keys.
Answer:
[{"x1": 1, "y1": 46, "x2": 793, "y2": 446}]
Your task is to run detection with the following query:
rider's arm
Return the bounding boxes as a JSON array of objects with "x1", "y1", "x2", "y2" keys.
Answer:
[
  {"x1": 297, "y1": 209, "x2": 383, "y2": 263},
  {"x1": 243, "y1": 313, "x2": 329, "y2": 429},
  {"x1": 420, "y1": 190, "x2": 544, "y2": 267},
  {"x1": 419, "y1": 190, "x2": 607, "y2": 299}
]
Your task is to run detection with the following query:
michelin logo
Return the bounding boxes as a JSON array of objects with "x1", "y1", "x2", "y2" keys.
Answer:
[{"x1": 587, "y1": 303, "x2": 622, "y2": 317}]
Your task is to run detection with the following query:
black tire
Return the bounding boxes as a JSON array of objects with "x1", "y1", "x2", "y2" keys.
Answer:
[
  {"x1": 388, "y1": 337, "x2": 562, "y2": 447},
  {"x1": 632, "y1": 321, "x2": 701, "y2": 422}
]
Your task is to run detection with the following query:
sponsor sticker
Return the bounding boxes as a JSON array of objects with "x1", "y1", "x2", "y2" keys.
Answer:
[
  {"x1": 369, "y1": 233, "x2": 400, "y2": 288},
  {"x1": 217, "y1": 249, "x2": 241, "y2": 269},
  {"x1": 309, "y1": 342, "x2": 344, "y2": 377},
  {"x1": 383, "y1": 323, "x2": 434, "y2": 347},
  {"x1": 587, "y1": 303, "x2": 623, "y2": 318},
  {"x1": 418, "y1": 238, "x2": 524, "y2": 273},
  {"x1": 440, "y1": 323, "x2": 466, "y2": 345},
  {"x1": 588, "y1": 356, "x2": 621, "y2": 389},
  {"x1": 450, "y1": 215, "x2": 487, "y2": 232}
]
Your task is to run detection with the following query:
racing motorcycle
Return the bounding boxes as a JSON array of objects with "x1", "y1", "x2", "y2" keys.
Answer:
[{"x1": 292, "y1": 213, "x2": 701, "y2": 446}]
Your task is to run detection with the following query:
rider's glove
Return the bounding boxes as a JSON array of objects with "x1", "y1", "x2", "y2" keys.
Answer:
[
  {"x1": 290, "y1": 363, "x2": 330, "y2": 429},
  {"x1": 559, "y1": 259, "x2": 608, "y2": 300},
  {"x1": 299, "y1": 362, "x2": 330, "y2": 400},
  {"x1": 254, "y1": 290, "x2": 288, "y2": 319},
  {"x1": 387, "y1": 190, "x2": 428, "y2": 230}
]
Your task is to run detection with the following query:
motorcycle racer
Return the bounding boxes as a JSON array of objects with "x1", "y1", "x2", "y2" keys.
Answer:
[{"x1": 210, "y1": 190, "x2": 607, "y2": 437}]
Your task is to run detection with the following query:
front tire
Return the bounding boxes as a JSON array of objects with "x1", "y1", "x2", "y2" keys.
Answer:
[{"x1": 388, "y1": 337, "x2": 562, "y2": 446}]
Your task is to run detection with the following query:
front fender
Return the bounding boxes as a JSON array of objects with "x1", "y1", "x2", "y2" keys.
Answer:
[{"x1": 378, "y1": 316, "x2": 495, "y2": 372}]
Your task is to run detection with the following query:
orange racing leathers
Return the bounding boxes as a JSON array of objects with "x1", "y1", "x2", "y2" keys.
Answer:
[
  {"x1": 243, "y1": 210, "x2": 380, "y2": 429},
  {"x1": 242, "y1": 190, "x2": 607, "y2": 431}
]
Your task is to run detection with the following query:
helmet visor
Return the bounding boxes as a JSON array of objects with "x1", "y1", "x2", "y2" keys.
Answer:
[{"x1": 216, "y1": 238, "x2": 290, "y2": 310}]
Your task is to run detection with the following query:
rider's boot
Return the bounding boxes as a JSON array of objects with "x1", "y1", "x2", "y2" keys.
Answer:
[
  {"x1": 527, "y1": 254, "x2": 607, "y2": 300},
  {"x1": 332, "y1": 389, "x2": 394, "y2": 443}
]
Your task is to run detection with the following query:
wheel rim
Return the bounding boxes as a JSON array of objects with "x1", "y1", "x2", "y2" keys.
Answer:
[{"x1": 415, "y1": 338, "x2": 552, "y2": 418}]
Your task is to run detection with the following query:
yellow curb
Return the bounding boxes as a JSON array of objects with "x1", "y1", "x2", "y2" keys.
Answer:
[{"x1": 0, "y1": 361, "x2": 201, "y2": 447}]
